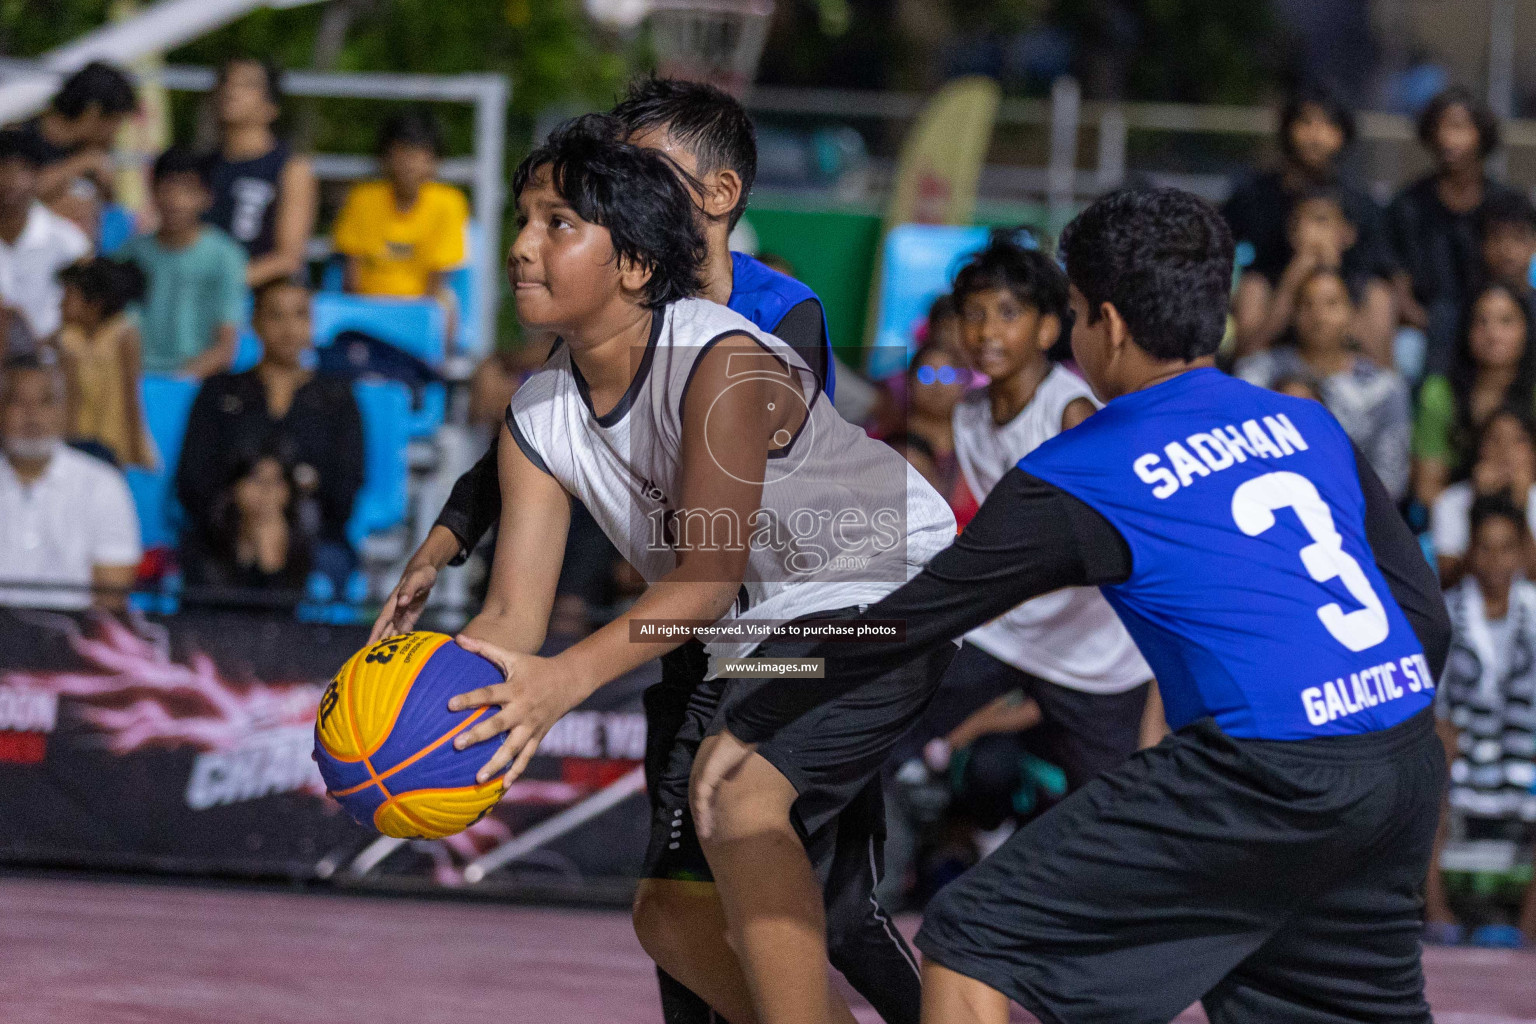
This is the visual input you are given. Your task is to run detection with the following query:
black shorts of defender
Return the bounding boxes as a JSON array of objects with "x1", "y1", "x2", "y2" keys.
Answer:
[
  {"x1": 642, "y1": 609, "x2": 953, "y2": 880},
  {"x1": 940, "y1": 642, "x2": 1150, "y2": 790},
  {"x1": 917, "y1": 708, "x2": 1447, "y2": 1024}
]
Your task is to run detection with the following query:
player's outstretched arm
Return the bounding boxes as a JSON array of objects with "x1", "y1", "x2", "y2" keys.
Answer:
[
  {"x1": 725, "y1": 468, "x2": 1131, "y2": 744},
  {"x1": 369, "y1": 439, "x2": 503, "y2": 644}
]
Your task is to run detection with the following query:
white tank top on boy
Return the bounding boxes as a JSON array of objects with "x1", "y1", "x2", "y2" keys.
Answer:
[
  {"x1": 953, "y1": 364, "x2": 1151, "y2": 694},
  {"x1": 508, "y1": 297, "x2": 957, "y2": 675}
]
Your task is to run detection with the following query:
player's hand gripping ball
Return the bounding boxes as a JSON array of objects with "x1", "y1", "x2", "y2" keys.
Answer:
[{"x1": 314, "y1": 632, "x2": 508, "y2": 839}]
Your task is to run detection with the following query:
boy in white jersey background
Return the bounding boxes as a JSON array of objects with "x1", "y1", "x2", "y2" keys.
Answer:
[
  {"x1": 939, "y1": 235, "x2": 1155, "y2": 791},
  {"x1": 446, "y1": 115, "x2": 955, "y2": 1024}
]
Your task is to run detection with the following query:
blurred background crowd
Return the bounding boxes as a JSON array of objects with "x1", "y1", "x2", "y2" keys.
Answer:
[{"x1": 0, "y1": 0, "x2": 1534, "y2": 950}]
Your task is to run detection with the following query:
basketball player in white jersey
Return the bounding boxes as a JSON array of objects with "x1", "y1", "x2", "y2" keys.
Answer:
[
  {"x1": 447, "y1": 115, "x2": 956, "y2": 1024},
  {"x1": 938, "y1": 236, "x2": 1155, "y2": 790}
]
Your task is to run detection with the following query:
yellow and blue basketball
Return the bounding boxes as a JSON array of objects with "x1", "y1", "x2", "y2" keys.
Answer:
[{"x1": 313, "y1": 631, "x2": 506, "y2": 839}]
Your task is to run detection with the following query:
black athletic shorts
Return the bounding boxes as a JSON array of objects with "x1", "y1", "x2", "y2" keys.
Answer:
[
  {"x1": 942, "y1": 641, "x2": 1150, "y2": 790},
  {"x1": 642, "y1": 606, "x2": 953, "y2": 880},
  {"x1": 917, "y1": 708, "x2": 1446, "y2": 1024}
]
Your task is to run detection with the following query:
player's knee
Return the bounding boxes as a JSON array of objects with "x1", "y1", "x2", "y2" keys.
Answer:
[
  {"x1": 694, "y1": 757, "x2": 797, "y2": 851},
  {"x1": 631, "y1": 879, "x2": 682, "y2": 962}
]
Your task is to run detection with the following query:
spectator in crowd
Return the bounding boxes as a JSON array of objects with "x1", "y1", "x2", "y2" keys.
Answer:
[
  {"x1": 120, "y1": 147, "x2": 246, "y2": 377},
  {"x1": 0, "y1": 129, "x2": 92, "y2": 356},
  {"x1": 1231, "y1": 186, "x2": 1396, "y2": 364},
  {"x1": 332, "y1": 110, "x2": 468, "y2": 321},
  {"x1": 203, "y1": 57, "x2": 316, "y2": 289},
  {"x1": 883, "y1": 430, "x2": 944, "y2": 497},
  {"x1": 1479, "y1": 189, "x2": 1536, "y2": 293},
  {"x1": 0, "y1": 353, "x2": 140, "y2": 610},
  {"x1": 1430, "y1": 408, "x2": 1536, "y2": 583},
  {"x1": 54, "y1": 257, "x2": 153, "y2": 470},
  {"x1": 897, "y1": 339, "x2": 976, "y2": 520},
  {"x1": 180, "y1": 451, "x2": 312, "y2": 597},
  {"x1": 176, "y1": 279, "x2": 362, "y2": 589},
  {"x1": 1236, "y1": 266, "x2": 1413, "y2": 499},
  {"x1": 1426, "y1": 496, "x2": 1536, "y2": 948},
  {"x1": 1223, "y1": 83, "x2": 1394, "y2": 362},
  {"x1": 866, "y1": 294, "x2": 978, "y2": 438},
  {"x1": 1414, "y1": 281, "x2": 1536, "y2": 507},
  {"x1": 19, "y1": 61, "x2": 136, "y2": 235},
  {"x1": 1389, "y1": 86, "x2": 1523, "y2": 377}
]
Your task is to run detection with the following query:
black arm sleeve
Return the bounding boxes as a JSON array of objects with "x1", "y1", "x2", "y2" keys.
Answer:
[
  {"x1": 724, "y1": 468, "x2": 1132, "y2": 743},
  {"x1": 434, "y1": 432, "x2": 503, "y2": 566},
  {"x1": 771, "y1": 298, "x2": 829, "y2": 394},
  {"x1": 1350, "y1": 440, "x2": 1451, "y2": 679}
]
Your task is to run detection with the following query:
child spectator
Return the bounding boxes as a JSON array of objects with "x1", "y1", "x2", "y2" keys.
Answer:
[
  {"x1": 54, "y1": 257, "x2": 153, "y2": 469},
  {"x1": 1389, "y1": 86, "x2": 1523, "y2": 377},
  {"x1": 0, "y1": 129, "x2": 92, "y2": 355},
  {"x1": 1430, "y1": 409, "x2": 1536, "y2": 583},
  {"x1": 1479, "y1": 189, "x2": 1536, "y2": 293},
  {"x1": 120, "y1": 147, "x2": 246, "y2": 378},
  {"x1": 1426, "y1": 495, "x2": 1536, "y2": 948},
  {"x1": 19, "y1": 62, "x2": 137, "y2": 235},
  {"x1": 176, "y1": 279, "x2": 362, "y2": 590},
  {"x1": 1223, "y1": 84, "x2": 1394, "y2": 361},
  {"x1": 947, "y1": 235, "x2": 1153, "y2": 790},
  {"x1": 883, "y1": 430, "x2": 944, "y2": 496},
  {"x1": 332, "y1": 110, "x2": 468, "y2": 320},
  {"x1": 0, "y1": 353, "x2": 140, "y2": 610},
  {"x1": 1236, "y1": 267, "x2": 1413, "y2": 499},
  {"x1": 899, "y1": 339, "x2": 976, "y2": 522},
  {"x1": 1232, "y1": 186, "x2": 1396, "y2": 363},
  {"x1": 181, "y1": 452, "x2": 312, "y2": 597},
  {"x1": 204, "y1": 57, "x2": 317, "y2": 289},
  {"x1": 1414, "y1": 281, "x2": 1536, "y2": 507}
]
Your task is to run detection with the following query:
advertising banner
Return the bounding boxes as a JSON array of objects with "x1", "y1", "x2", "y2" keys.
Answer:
[{"x1": 0, "y1": 607, "x2": 654, "y2": 894}]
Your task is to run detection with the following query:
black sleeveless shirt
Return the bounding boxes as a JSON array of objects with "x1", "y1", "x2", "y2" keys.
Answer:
[{"x1": 204, "y1": 140, "x2": 290, "y2": 259}]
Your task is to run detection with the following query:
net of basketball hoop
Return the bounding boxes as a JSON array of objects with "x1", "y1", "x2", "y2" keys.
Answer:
[{"x1": 585, "y1": 0, "x2": 776, "y2": 98}]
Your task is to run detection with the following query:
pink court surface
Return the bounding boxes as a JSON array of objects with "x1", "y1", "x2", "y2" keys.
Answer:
[{"x1": 2, "y1": 875, "x2": 1532, "y2": 1024}]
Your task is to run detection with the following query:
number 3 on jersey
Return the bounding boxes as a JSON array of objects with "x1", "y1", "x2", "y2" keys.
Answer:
[{"x1": 1231, "y1": 471, "x2": 1390, "y2": 652}]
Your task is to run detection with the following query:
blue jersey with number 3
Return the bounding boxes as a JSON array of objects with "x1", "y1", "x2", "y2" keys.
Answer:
[{"x1": 1021, "y1": 368, "x2": 1433, "y2": 740}]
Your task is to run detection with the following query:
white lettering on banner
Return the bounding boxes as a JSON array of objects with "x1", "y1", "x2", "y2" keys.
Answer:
[
  {"x1": 1300, "y1": 654, "x2": 1435, "y2": 726},
  {"x1": 1136, "y1": 414, "x2": 1309, "y2": 499},
  {"x1": 0, "y1": 686, "x2": 58, "y2": 733},
  {"x1": 185, "y1": 725, "x2": 321, "y2": 810}
]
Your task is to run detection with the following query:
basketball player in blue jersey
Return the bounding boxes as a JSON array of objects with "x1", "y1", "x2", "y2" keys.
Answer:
[
  {"x1": 694, "y1": 187, "x2": 1454, "y2": 1024},
  {"x1": 369, "y1": 87, "x2": 917, "y2": 1024}
]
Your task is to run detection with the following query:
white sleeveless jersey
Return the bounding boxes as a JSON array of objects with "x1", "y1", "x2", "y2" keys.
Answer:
[
  {"x1": 953, "y1": 365, "x2": 1151, "y2": 694},
  {"x1": 508, "y1": 297, "x2": 956, "y2": 671}
]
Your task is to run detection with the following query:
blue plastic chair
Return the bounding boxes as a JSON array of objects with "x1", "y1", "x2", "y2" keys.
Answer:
[
  {"x1": 347, "y1": 378, "x2": 412, "y2": 548},
  {"x1": 98, "y1": 204, "x2": 135, "y2": 255},
  {"x1": 312, "y1": 292, "x2": 447, "y2": 366},
  {"x1": 124, "y1": 375, "x2": 201, "y2": 549},
  {"x1": 445, "y1": 220, "x2": 482, "y2": 356},
  {"x1": 231, "y1": 328, "x2": 264, "y2": 372}
]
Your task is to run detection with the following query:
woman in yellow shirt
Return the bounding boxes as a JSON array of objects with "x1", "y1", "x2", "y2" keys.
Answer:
[{"x1": 332, "y1": 111, "x2": 469, "y2": 326}]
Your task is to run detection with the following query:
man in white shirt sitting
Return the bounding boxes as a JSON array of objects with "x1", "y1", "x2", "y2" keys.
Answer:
[
  {"x1": 0, "y1": 354, "x2": 140, "y2": 609},
  {"x1": 0, "y1": 129, "x2": 92, "y2": 355}
]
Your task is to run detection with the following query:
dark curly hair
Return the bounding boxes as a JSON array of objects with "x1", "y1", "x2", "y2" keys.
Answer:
[
  {"x1": 611, "y1": 76, "x2": 757, "y2": 228},
  {"x1": 951, "y1": 229, "x2": 1070, "y2": 325},
  {"x1": 512, "y1": 113, "x2": 706, "y2": 309},
  {"x1": 1418, "y1": 86, "x2": 1501, "y2": 160},
  {"x1": 1059, "y1": 187, "x2": 1234, "y2": 362},
  {"x1": 57, "y1": 258, "x2": 146, "y2": 319}
]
